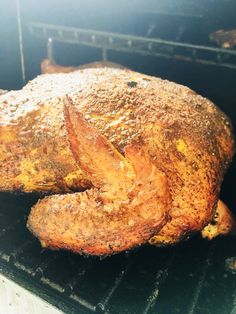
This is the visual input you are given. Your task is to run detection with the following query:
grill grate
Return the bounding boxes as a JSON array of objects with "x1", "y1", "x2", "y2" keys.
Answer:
[
  {"x1": 28, "y1": 22, "x2": 236, "y2": 70},
  {"x1": 0, "y1": 192, "x2": 236, "y2": 314}
]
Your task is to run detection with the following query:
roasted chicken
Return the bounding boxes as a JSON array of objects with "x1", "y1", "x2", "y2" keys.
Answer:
[{"x1": 0, "y1": 65, "x2": 235, "y2": 255}]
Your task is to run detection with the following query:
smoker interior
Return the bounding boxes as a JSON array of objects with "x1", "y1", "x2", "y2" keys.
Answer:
[
  {"x1": 1, "y1": 192, "x2": 236, "y2": 314},
  {"x1": 1, "y1": 1, "x2": 236, "y2": 313}
]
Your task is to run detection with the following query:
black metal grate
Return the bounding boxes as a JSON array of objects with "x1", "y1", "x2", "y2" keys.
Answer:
[
  {"x1": 0, "y1": 192, "x2": 236, "y2": 314},
  {"x1": 28, "y1": 22, "x2": 236, "y2": 70}
]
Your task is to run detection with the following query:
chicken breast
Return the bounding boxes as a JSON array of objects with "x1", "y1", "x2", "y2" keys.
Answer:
[{"x1": 0, "y1": 67, "x2": 235, "y2": 255}]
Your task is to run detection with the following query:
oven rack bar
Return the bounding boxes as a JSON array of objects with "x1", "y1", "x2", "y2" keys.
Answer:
[
  {"x1": 135, "y1": 8, "x2": 204, "y2": 19},
  {"x1": 28, "y1": 22, "x2": 236, "y2": 69}
]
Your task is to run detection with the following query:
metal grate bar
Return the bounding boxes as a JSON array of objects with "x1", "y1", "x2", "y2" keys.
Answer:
[
  {"x1": 142, "y1": 249, "x2": 177, "y2": 314},
  {"x1": 70, "y1": 293, "x2": 96, "y2": 312},
  {"x1": 65, "y1": 259, "x2": 95, "y2": 294},
  {"x1": 97, "y1": 269, "x2": 128, "y2": 313},
  {"x1": 28, "y1": 22, "x2": 236, "y2": 69},
  {"x1": 40, "y1": 276, "x2": 65, "y2": 293},
  {"x1": 14, "y1": 260, "x2": 36, "y2": 276},
  {"x1": 187, "y1": 243, "x2": 216, "y2": 314},
  {"x1": 136, "y1": 9, "x2": 204, "y2": 19},
  {"x1": 35, "y1": 253, "x2": 61, "y2": 278},
  {"x1": 0, "y1": 253, "x2": 11, "y2": 262},
  {"x1": 96, "y1": 253, "x2": 136, "y2": 313},
  {"x1": 16, "y1": 0, "x2": 26, "y2": 83}
]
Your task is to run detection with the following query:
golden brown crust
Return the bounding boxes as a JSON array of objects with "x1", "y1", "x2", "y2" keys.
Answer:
[
  {"x1": 201, "y1": 200, "x2": 236, "y2": 240},
  {"x1": 0, "y1": 67, "x2": 235, "y2": 250},
  {"x1": 27, "y1": 103, "x2": 170, "y2": 255}
]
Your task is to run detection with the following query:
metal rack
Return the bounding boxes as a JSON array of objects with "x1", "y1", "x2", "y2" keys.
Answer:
[
  {"x1": 1, "y1": 192, "x2": 236, "y2": 314},
  {"x1": 28, "y1": 22, "x2": 236, "y2": 69}
]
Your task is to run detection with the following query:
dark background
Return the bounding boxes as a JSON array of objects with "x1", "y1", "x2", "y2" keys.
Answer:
[{"x1": 1, "y1": 0, "x2": 236, "y2": 210}]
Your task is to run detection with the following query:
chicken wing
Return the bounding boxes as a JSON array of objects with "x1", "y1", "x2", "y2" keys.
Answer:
[{"x1": 27, "y1": 101, "x2": 170, "y2": 255}]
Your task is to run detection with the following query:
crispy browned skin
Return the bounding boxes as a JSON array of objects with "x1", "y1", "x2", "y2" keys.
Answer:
[
  {"x1": 27, "y1": 103, "x2": 170, "y2": 255},
  {"x1": 201, "y1": 200, "x2": 236, "y2": 240},
  {"x1": 0, "y1": 67, "x2": 235, "y2": 254}
]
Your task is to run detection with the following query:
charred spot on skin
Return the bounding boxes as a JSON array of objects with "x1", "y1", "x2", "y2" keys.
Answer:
[
  {"x1": 195, "y1": 103, "x2": 203, "y2": 110},
  {"x1": 209, "y1": 219, "x2": 217, "y2": 226},
  {"x1": 127, "y1": 81, "x2": 137, "y2": 88},
  {"x1": 191, "y1": 162, "x2": 199, "y2": 171}
]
